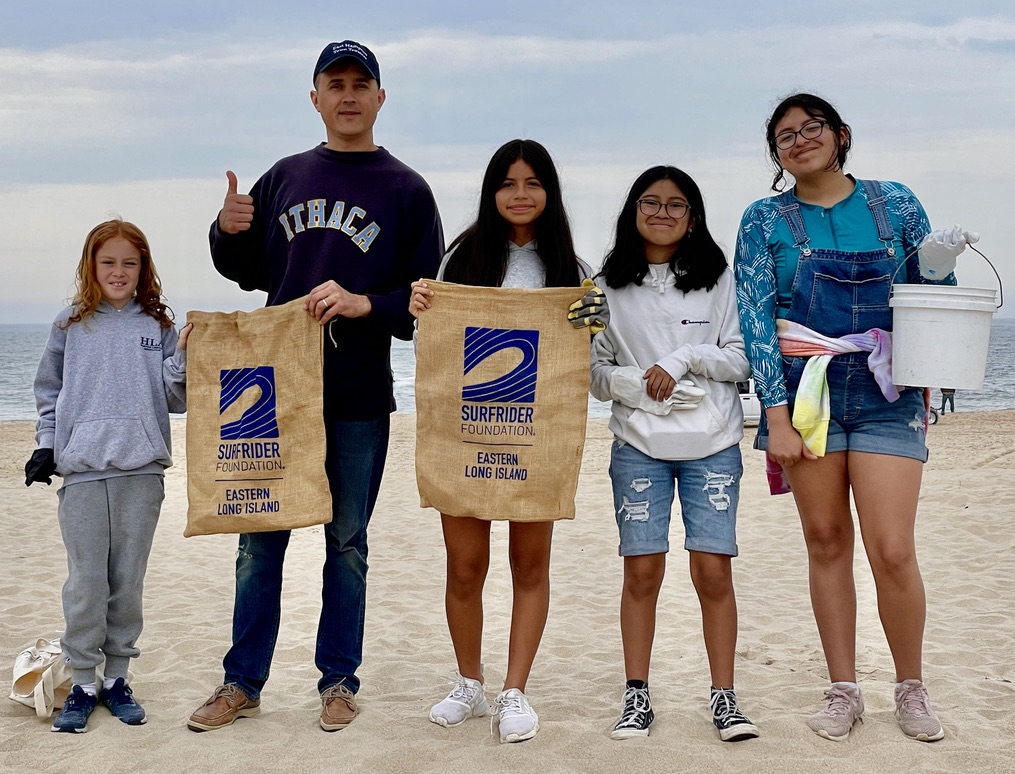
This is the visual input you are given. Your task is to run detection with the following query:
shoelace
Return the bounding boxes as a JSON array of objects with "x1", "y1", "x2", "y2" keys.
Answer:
[
  {"x1": 322, "y1": 683, "x2": 353, "y2": 704},
  {"x1": 491, "y1": 690, "x2": 531, "y2": 734},
  {"x1": 65, "y1": 688, "x2": 95, "y2": 710},
  {"x1": 710, "y1": 690, "x2": 747, "y2": 723},
  {"x1": 447, "y1": 675, "x2": 479, "y2": 703},
  {"x1": 496, "y1": 692, "x2": 526, "y2": 717},
  {"x1": 618, "y1": 687, "x2": 651, "y2": 723},
  {"x1": 896, "y1": 684, "x2": 931, "y2": 717},
  {"x1": 210, "y1": 684, "x2": 243, "y2": 705},
  {"x1": 819, "y1": 686, "x2": 857, "y2": 718},
  {"x1": 108, "y1": 682, "x2": 135, "y2": 701}
]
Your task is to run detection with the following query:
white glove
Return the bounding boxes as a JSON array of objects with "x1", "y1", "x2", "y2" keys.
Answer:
[
  {"x1": 608, "y1": 367, "x2": 706, "y2": 415},
  {"x1": 671, "y1": 380, "x2": 707, "y2": 403},
  {"x1": 918, "y1": 225, "x2": 979, "y2": 279}
]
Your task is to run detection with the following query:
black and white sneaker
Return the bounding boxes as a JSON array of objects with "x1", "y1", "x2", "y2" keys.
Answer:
[
  {"x1": 610, "y1": 685, "x2": 654, "y2": 740},
  {"x1": 709, "y1": 687, "x2": 759, "y2": 742}
]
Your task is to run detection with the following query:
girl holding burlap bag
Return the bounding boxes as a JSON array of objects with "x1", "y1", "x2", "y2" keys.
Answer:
[{"x1": 410, "y1": 140, "x2": 607, "y2": 744}]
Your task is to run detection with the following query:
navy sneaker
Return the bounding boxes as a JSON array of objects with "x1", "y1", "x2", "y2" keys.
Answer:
[
  {"x1": 51, "y1": 685, "x2": 99, "y2": 733},
  {"x1": 709, "y1": 687, "x2": 759, "y2": 742},
  {"x1": 610, "y1": 686, "x2": 654, "y2": 740},
  {"x1": 100, "y1": 678, "x2": 147, "y2": 725}
]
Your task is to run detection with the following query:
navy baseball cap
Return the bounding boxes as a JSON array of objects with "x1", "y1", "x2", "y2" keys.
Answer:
[{"x1": 314, "y1": 40, "x2": 380, "y2": 85}]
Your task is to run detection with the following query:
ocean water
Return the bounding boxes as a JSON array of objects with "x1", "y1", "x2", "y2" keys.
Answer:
[{"x1": 3, "y1": 319, "x2": 1014, "y2": 421}]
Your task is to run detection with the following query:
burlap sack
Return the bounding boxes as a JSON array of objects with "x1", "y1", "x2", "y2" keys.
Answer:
[
  {"x1": 415, "y1": 280, "x2": 590, "y2": 521},
  {"x1": 183, "y1": 298, "x2": 331, "y2": 536}
]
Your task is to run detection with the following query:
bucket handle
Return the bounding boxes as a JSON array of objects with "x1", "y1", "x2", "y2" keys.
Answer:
[
  {"x1": 891, "y1": 244, "x2": 1003, "y2": 309},
  {"x1": 968, "y1": 245, "x2": 1003, "y2": 309}
]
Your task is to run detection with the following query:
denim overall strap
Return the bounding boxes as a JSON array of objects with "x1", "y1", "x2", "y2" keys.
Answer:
[
  {"x1": 780, "y1": 182, "x2": 899, "y2": 338},
  {"x1": 859, "y1": 179, "x2": 897, "y2": 257},
  {"x1": 776, "y1": 191, "x2": 812, "y2": 256}
]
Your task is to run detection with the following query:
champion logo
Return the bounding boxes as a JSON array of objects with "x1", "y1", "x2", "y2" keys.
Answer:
[
  {"x1": 219, "y1": 366, "x2": 280, "y2": 440},
  {"x1": 462, "y1": 327, "x2": 539, "y2": 403},
  {"x1": 681, "y1": 319, "x2": 711, "y2": 326}
]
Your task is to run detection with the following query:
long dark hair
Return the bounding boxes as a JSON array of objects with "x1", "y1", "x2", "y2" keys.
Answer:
[
  {"x1": 441, "y1": 139, "x2": 583, "y2": 287},
  {"x1": 600, "y1": 166, "x2": 726, "y2": 293},
  {"x1": 766, "y1": 92, "x2": 852, "y2": 192}
]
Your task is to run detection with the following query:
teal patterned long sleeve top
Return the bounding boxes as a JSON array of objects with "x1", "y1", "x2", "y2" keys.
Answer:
[{"x1": 734, "y1": 178, "x2": 954, "y2": 408}]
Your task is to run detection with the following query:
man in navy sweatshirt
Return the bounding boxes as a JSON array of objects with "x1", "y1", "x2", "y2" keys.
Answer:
[{"x1": 188, "y1": 40, "x2": 444, "y2": 733}]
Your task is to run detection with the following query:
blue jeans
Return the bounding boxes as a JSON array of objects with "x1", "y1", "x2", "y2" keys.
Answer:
[{"x1": 223, "y1": 416, "x2": 390, "y2": 698}]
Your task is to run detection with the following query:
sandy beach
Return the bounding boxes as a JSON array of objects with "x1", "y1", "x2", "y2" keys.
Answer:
[{"x1": 2, "y1": 412, "x2": 1013, "y2": 773}]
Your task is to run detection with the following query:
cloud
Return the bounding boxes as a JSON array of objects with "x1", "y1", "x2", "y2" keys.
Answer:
[
  {"x1": 1, "y1": 13, "x2": 1013, "y2": 321},
  {"x1": 870, "y1": 17, "x2": 1015, "y2": 46}
]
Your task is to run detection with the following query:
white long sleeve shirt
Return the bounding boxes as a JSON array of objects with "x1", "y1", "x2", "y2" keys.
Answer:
[{"x1": 590, "y1": 265, "x2": 749, "y2": 461}]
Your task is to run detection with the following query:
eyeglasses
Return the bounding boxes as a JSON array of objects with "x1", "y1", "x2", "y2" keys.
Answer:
[
  {"x1": 637, "y1": 199, "x2": 691, "y2": 219},
  {"x1": 774, "y1": 120, "x2": 828, "y2": 150}
]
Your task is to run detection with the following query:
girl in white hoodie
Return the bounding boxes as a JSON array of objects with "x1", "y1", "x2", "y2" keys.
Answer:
[{"x1": 590, "y1": 166, "x2": 757, "y2": 743}]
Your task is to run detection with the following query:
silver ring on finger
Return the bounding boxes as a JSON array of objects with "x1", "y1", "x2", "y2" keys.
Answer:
[{"x1": 320, "y1": 298, "x2": 329, "y2": 309}]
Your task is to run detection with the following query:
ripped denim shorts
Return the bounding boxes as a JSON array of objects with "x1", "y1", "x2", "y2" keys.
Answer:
[{"x1": 609, "y1": 440, "x2": 741, "y2": 557}]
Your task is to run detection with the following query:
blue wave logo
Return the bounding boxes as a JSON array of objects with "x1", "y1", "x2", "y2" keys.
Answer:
[
  {"x1": 462, "y1": 327, "x2": 539, "y2": 404},
  {"x1": 219, "y1": 366, "x2": 280, "y2": 439}
]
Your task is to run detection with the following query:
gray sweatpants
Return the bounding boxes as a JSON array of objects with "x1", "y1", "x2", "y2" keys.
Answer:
[{"x1": 57, "y1": 474, "x2": 164, "y2": 685}]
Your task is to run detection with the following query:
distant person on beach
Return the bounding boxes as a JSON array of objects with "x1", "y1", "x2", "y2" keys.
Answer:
[
  {"x1": 187, "y1": 40, "x2": 443, "y2": 733},
  {"x1": 589, "y1": 166, "x2": 759, "y2": 742},
  {"x1": 409, "y1": 139, "x2": 606, "y2": 743},
  {"x1": 735, "y1": 93, "x2": 976, "y2": 743},
  {"x1": 940, "y1": 388, "x2": 956, "y2": 413},
  {"x1": 28, "y1": 219, "x2": 189, "y2": 732}
]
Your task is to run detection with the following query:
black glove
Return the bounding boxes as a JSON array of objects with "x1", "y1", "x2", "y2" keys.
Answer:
[{"x1": 25, "y1": 448, "x2": 56, "y2": 487}]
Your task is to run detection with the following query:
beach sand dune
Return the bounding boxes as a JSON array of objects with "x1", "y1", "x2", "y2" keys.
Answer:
[{"x1": 2, "y1": 413, "x2": 1013, "y2": 773}]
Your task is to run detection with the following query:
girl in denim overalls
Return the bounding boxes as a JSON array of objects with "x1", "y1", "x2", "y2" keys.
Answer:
[{"x1": 735, "y1": 93, "x2": 974, "y2": 743}]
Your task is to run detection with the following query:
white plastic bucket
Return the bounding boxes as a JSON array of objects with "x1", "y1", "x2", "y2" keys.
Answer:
[{"x1": 889, "y1": 284, "x2": 999, "y2": 389}]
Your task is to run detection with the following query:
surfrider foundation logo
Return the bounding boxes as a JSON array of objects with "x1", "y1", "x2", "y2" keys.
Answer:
[
  {"x1": 219, "y1": 366, "x2": 280, "y2": 440},
  {"x1": 462, "y1": 327, "x2": 539, "y2": 403},
  {"x1": 215, "y1": 366, "x2": 284, "y2": 510},
  {"x1": 459, "y1": 326, "x2": 537, "y2": 476}
]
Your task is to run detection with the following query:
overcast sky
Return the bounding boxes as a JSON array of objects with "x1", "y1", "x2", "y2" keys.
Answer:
[{"x1": 2, "y1": 1, "x2": 1012, "y2": 323}]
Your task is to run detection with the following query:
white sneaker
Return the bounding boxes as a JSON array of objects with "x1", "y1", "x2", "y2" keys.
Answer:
[
  {"x1": 491, "y1": 688, "x2": 539, "y2": 743},
  {"x1": 429, "y1": 671, "x2": 488, "y2": 727}
]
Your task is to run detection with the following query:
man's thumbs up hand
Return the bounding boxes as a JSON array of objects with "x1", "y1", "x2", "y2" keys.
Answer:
[{"x1": 219, "y1": 170, "x2": 255, "y2": 234}]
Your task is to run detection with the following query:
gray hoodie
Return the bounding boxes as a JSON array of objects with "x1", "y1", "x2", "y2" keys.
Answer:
[{"x1": 34, "y1": 300, "x2": 187, "y2": 486}]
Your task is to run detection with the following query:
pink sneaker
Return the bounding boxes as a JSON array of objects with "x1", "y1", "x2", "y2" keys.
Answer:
[
  {"x1": 806, "y1": 682, "x2": 864, "y2": 741},
  {"x1": 894, "y1": 680, "x2": 944, "y2": 741}
]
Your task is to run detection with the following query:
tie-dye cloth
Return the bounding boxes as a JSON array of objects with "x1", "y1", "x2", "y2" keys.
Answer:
[
  {"x1": 764, "y1": 319, "x2": 901, "y2": 495},
  {"x1": 778, "y1": 319, "x2": 899, "y2": 456}
]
